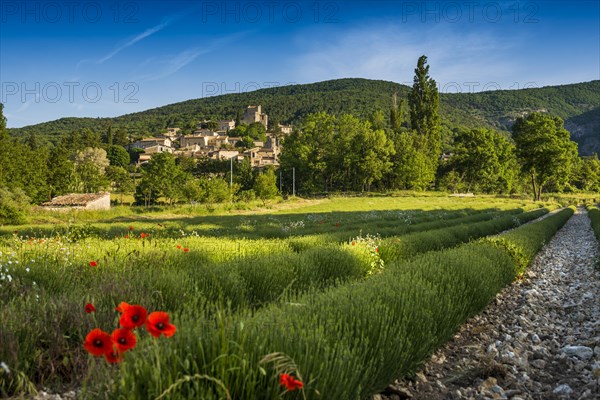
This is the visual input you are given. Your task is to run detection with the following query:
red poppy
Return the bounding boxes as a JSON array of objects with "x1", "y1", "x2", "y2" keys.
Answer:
[
  {"x1": 84, "y1": 303, "x2": 96, "y2": 314},
  {"x1": 335, "y1": 222, "x2": 341, "y2": 228},
  {"x1": 183, "y1": 248, "x2": 189, "y2": 253},
  {"x1": 351, "y1": 241, "x2": 356, "y2": 246},
  {"x1": 111, "y1": 328, "x2": 136, "y2": 352},
  {"x1": 104, "y1": 347, "x2": 123, "y2": 364},
  {"x1": 140, "y1": 232, "x2": 150, "y2": 239},
  {"x1": 375, "y1": 247, "x2": 379, "y2": 253},
  {"x1": 279, "y1": 373, "x2": 303, "y2": 391},
  {"x1": 176, "y1": 245, "x2": 181, "y2": 249},
  {"x1": 129, "y1": 226, "x2": 134, "y2": 231},
  {"x1": 115, "y1": 301, "x2": 131, "y2": 313},
  {"x1": 145, "y1": 311, "x2": 177, "y2": 338},
  {"x1": 119, "y1": 305, "x2": 147, "y2": 329},
  {"x1": 84, "y1": 329, "x2": 113, "y2": 356},
  {"x1": 89, "y1": 261, "x2": 98, "y2": 267},
  {"x1": 124, "y1": 235, "x2": 129, "y2": 239}
]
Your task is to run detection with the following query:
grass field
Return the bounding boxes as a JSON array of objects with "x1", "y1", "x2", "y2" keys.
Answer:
[{"x1": 0, "y1": 195, "x2": 571, "y2": 398}]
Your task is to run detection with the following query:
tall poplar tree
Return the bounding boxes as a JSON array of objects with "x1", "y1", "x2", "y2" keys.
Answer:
[{"x1": 408, "y1": 55, "x2": 441, "y2": 162}]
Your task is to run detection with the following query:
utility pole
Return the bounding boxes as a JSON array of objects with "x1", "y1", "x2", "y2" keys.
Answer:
[{"x1": 292, "y1": 167, "x2": 295, "y2": 197}]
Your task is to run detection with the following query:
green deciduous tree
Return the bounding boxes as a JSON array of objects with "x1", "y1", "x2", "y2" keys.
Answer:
[
  {"x1": 253, "y1": 167, "x2": 280, "y2": 204},
  {"x1": 447, "y1": 128, "x2": 518, "y2": 193},
  {"x1": 388, "y1": 132, "x2": 434, "y2": 190},
  {"x1": 512, "y1": 112, "x2": 579, "y2": 200},
  {"x1": 107, "y1": 145, "x2": 131, "y2": 168},
  {"x1": 573, "y1": 154, "x2": 600, "y2": 192},
  {"x1": 134, "y1": 152, "x2": 185, "y2": 205},
  {"x1": 106, "y1": 166, "x2": 135, "y2": 204},
  {"x1": 73, "y1": 147, "x2": 110, "y2": 193}
]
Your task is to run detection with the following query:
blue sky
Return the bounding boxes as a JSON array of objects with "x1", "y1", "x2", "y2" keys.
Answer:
[{"x1": 1, "y1": 0, "x2": 598, "y2": 127}]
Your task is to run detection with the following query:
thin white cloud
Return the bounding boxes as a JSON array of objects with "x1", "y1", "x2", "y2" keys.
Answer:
[
  {"x1": 77, "y1": 14, "x2": 182, "y2": 69},
  {"x1": 136, "y1": 32, "x2": 250, "y2": 81},
  {"x1": 291, "y1": 24, "x2": 523, "y2": 92}
]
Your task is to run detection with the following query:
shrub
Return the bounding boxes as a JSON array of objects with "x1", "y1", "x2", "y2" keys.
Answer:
[{"x1": 0, "y1": 187, "x2": 30, "y2": 225}]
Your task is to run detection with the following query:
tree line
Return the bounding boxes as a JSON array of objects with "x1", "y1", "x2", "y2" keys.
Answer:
[{"x1": 0, "y1": 55, "x2": 597, "y2": 223}]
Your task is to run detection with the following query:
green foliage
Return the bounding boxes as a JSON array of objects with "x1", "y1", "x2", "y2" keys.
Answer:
[
  {"x1": 106, "y1": 145, "x2": 130, "y2": 168},
  {"x1": 6, "y1": 80, "x2": 600, "y2": 154},
  {"x1": 442, "y1": 128, "x2": 519, "y2": 193},
  {"x1": 135, "y1": 153, "x2": 185, "y2": 205},
  {"x1": 512, "y1": 113, "x2": 579, "y2": 200},
  {"x1": 280, "y1": 112, "x2": 395, "y2": 193},
  {"x1": 0, "y1": 187, "x2": 31, "y2": 225},
  {"x1": 72, "y1": 147, "x2": 110, "y2": 193},
  {"x1": 409, "y1": 55, "x2": 440, "y2": 150},
  {"x1": 106, "y1": 166, "x2": 135, "y2": 204},
  {"x1": 482, "y1": 207, "x2": 574, "y2": 276},
  {"x1": 253, "y1": 168, "x2": 279, "y2": 204},
  {"x1": 378, "y1": 207, "x2": 549, "y2": 262},
  {"x1": 0, "y1": 195, "x2": 566, "y2": 398},
  {"x1": 97, "y1": 205, "x2": 571, "y2": 399}
]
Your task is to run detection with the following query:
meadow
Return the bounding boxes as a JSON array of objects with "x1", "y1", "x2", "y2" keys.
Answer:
[{"x1": 0, "y1": 194, "x2": 576, "y2": 399}]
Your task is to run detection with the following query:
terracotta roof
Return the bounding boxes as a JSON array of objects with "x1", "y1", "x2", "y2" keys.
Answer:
[{"x1": 41, "y1": 192, "x2": 109, "y2": 207}]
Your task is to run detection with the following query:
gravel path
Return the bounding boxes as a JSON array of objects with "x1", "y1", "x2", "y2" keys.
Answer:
[{"x1": 376, "y1": 207, "x2": 600, "y2": 400}]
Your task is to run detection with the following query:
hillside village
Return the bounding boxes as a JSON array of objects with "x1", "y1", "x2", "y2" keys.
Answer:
[{"x1": 129, "y1": 105, "x2": 292, "y2": 167}]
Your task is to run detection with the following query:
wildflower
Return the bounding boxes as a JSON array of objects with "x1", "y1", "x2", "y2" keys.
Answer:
[
  {"x1": 129, "y1": 226, "x2": 134, "y2": 231},
  {"x1": 119, "y1": 305, "x2": 147, "y2": 329},
  {"x1": 279, "y1": 373, "x2": 303, "y2": 391},
  {"x1": 84, "y1": 303, "x2": 96, "y2": 314},
  {"x1": 89, "y1": 261, "x2": 98, "y2": 267},
  {"x1": 111, "y1": 328, "x2": 136, "y2": 352},
  {"x1": 104, "y1": 348, "x2": 123, "y2": 364},
  {"x1": 183, "y1": 248, "x2": 189, "y2": 253},
  {"x1": 115, "y1": 301, "x2": 131, "y2": 313},
  {"x1": 146, "y1": 311, "x2": 177, "y2": 338},
  {"x1": 176, "y1": 245, "x2": 181, "y2": 249},
  {"x1": 84, "y1": 329, "x2": 113, "y2": 356},
  {"x1": 0, "y1": 361, "x2": 10, "y2": 374},
  {"x1": 351, "y1": 241, "x2": 356, "y2": 246},
  {"x1": 375, "y1": 247, "x2": 379, "y2": 253},
  {"x1": 335, "y1": 222, "x2": 341, "y2": 228},
  {"x1": 124, "y1": 235, "x2": 129, "y2": 239},
  {"x1": 140, "y1": 232, "x2": 149, "y2": 239}
]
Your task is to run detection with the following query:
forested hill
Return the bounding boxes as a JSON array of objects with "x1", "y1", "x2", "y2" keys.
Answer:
[{"x1": 8, "y1": 78, "x2": 600, "y2": 154}]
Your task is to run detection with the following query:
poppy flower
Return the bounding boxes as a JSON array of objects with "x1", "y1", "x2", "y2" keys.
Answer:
[
  {"x1": 84, "y1": 329, "x2": 113, "y2": 356},
  {"x1": 279, "y1": 373, "x2": 303, "y2": 391},
  {"x1": 104, "y1": 347, "x2": 123, "y2": 364},
  {"x1": 176, "y1": 245, "x2": 181, "y2": 249},
  {"x1": 89, "y1": 261, "x2": 98, "y2": 267},
  {"x1": 129, "y1": 226, "x2": 134, "y2": 231},
  {"x1": 84, "y1": 303, "x2": 96, "y2": 314},
  {"x1": 183, "y1": 248, "x2": 189, "y2": 253},
  {"x1": 335, "y1": 222, "x2": 341, "y2": 228},
  {"x1": 145, "y1": 311, "x2": 177, "y2": 338},
  {"x1": 119, "y1": 305, "x2": 147, "y2": 329},
  {"x1": 124, "y1": 235, "x2": 129, "y2": 239},
  {"x1": 111, "y1": 328, "x2": 136, "y2": 352},
  {"x1": 351, "y1": 241, "x2": 356, "y2": 246},
  {"x1": 375, "y1": 247, "x2": 379, "y2": 253},
  {"x1": 115, "y1": 301, "x2": 131, "y2": 313}
]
